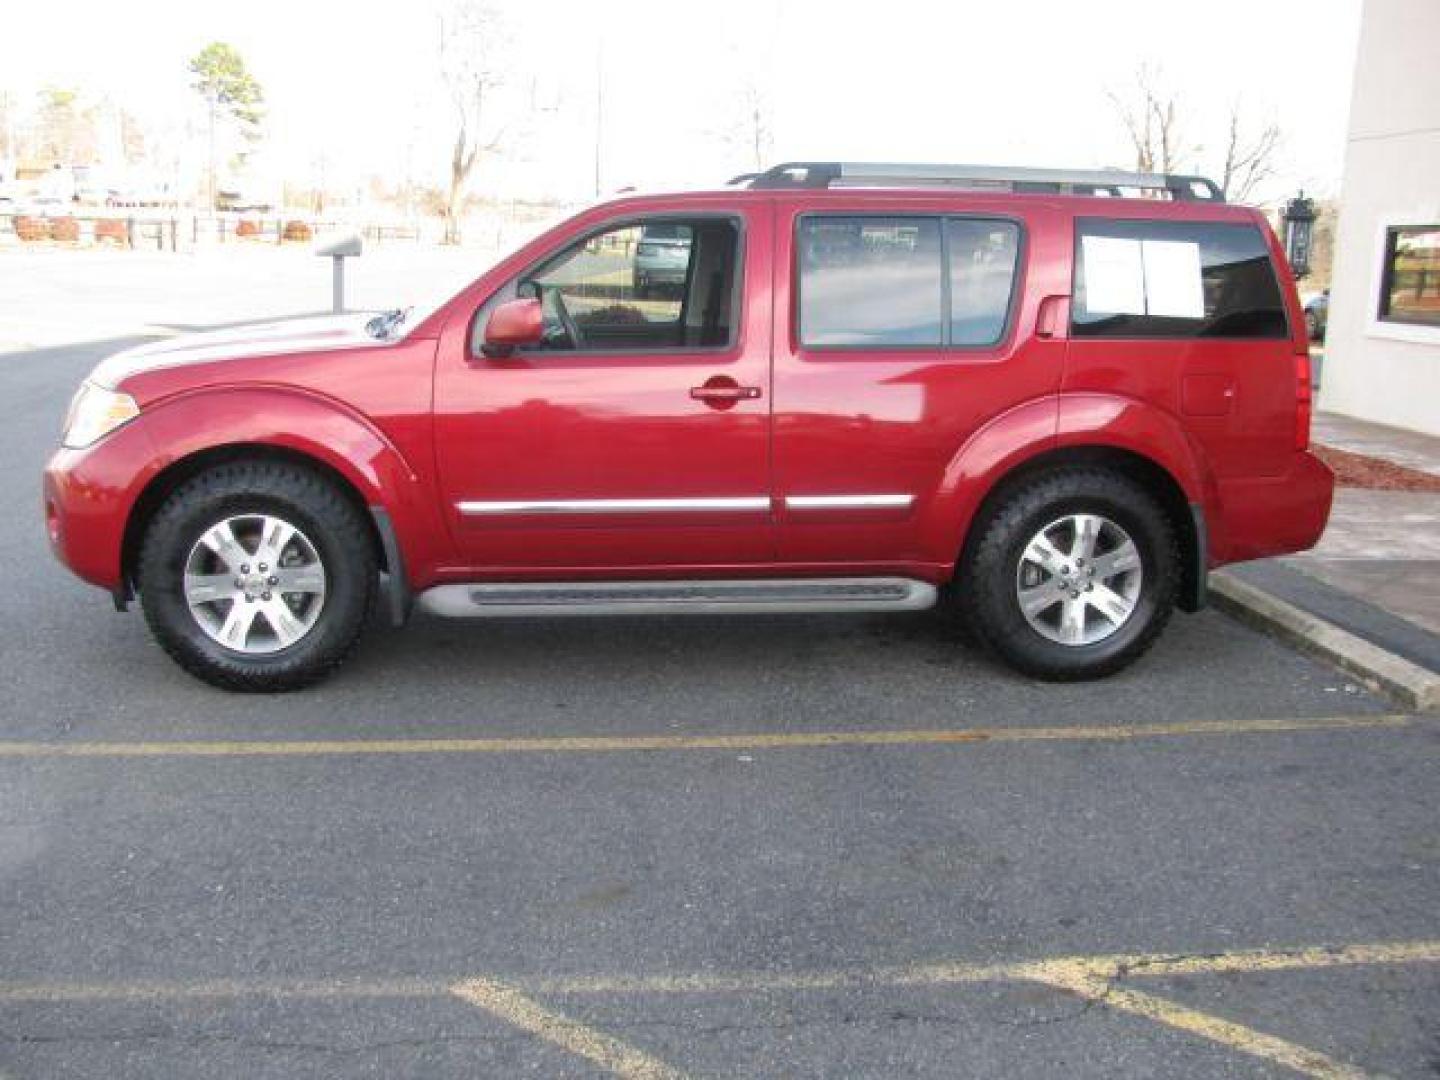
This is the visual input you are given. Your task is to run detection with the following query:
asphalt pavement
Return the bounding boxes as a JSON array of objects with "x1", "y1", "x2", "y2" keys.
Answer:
[{"x1": 2, "y1": 339, "x2": 1437, "y2": 1078}]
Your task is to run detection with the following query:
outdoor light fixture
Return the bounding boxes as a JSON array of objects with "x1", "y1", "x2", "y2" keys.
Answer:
[{"x1": 1282, "y1": 192, "x2": 1316, "y2": 279}]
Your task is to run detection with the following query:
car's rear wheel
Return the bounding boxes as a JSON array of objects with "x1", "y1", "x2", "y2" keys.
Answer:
[
  {"x1": 138, "y1": 461, "x2": 375, "y2": 691},
  {"x1": 958, "y1": 468, "x2": 1178, "y2": 680}
]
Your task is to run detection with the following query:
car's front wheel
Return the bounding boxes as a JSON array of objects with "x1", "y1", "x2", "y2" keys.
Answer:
[
  {"x1": 138, "y1": 461, "x2": 376, "y2": 691},
  {"x1": 958, "y1": 469, "x2": 1178, "y2": 680}
]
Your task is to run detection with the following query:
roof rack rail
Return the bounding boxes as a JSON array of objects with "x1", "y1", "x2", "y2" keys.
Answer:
[{"x1": 747, "y1": 162, "x2": 1225, "y2": 202}]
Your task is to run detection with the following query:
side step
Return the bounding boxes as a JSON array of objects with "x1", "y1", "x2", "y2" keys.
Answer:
[{"x1": 417, "y1": 577, "x2": 938, "y2": 618}]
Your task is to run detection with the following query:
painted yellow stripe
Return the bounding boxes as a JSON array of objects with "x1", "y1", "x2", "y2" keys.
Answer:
[
  {"x1": 0, "y1": 976, "x2": 450, "y2": 1003},
  {"x1": 0, "y1": 715, "x2": 1412, "y2": 759},
  {"x1": 5, "y1": 941, "x2": 1434, "y2": 1004},
  {"x1": 523, "y1": 940, "x2": 1440, "y2": 997},
  {"x1": 1027, "y1": 966, "x2": 1371, "y2": 1079},
  {"x1": 1086, "y1": 939, "x2": 1440, "y2": 980},
  {"x1": 453, "y1": 977, "x2": 686, "y2": 1080}
]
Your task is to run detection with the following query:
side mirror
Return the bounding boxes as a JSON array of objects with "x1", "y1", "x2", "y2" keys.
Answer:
[{"x1": 482, "y1": 298, "x2": 543, "y2": 357}]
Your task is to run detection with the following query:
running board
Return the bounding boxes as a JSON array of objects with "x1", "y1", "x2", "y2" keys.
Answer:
[{"x1": 417, "y1": 577, "x2": 938, "y2": 618}]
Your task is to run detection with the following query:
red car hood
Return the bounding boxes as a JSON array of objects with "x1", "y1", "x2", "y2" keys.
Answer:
[{"x1": 89, "y1": 315, "x2": 388, "y2": 389}]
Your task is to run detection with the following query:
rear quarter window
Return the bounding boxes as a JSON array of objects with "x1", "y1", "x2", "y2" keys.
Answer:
[{"x1": 1072, "y1": 218, "x2": 1288, "y2": 339}]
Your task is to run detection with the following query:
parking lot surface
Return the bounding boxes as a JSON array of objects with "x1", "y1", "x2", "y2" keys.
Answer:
[{"x1": 3, "y1": 339, "x2": 1438, "y2": 1077}]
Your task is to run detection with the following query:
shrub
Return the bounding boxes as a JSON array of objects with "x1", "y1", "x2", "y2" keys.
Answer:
[
  {"x1": 49, "y1": 218, "x2": 80, "y2": 242},
  {"x1": 235, "y1": 219, "x2": 261, "y2": 238},
  {"x1": 282, "y1": 220, "x2": 313, "y2": 242},
  {"x1": 15, "y1": 216, "x2": 48, "y2": 242},
  {"x1": 95, "y1": 219, "x2": 128, "y2": 246}
]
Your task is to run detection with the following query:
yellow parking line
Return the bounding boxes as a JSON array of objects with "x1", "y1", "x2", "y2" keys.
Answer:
[
  {"x1": 0, "y1": 975, "x2": 450, "y2": 1003},
  {"x1": 0, "y1": 715, "x2": 1414, "y2": 759},
  {"x1": 523, "y1": 940, "x2": 1440, "y2": 997},
  {"x1": 1027, "y1": 965, "x2": 1370, "y2": 1080},
  {"x1": 2, "y1": 941, "x2": 1436, "y2": 1077},
  {"x1": 453, "y1": 977, "x2": 687, "y2": 1080},
  {"x1": 9, "y1": 940, "x2": 1429, "y2": 1004}
]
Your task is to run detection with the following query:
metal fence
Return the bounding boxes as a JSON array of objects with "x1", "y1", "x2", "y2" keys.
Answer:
[{"x1": 0, "y1": 212, "x2": 423, "y2": 251}]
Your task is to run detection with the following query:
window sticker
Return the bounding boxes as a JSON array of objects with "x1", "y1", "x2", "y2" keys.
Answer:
[
  {"x1": 1140, "y1": 240, "x2": 1204, "y2": 318},
  {"x1": 1081, "y1": 235, "x2": 1146, "y2": 314}
]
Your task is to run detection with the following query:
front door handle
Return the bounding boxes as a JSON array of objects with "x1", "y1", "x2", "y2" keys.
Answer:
[{"x1": 690, "y1": 376, "x2": 761, "y2": 410}]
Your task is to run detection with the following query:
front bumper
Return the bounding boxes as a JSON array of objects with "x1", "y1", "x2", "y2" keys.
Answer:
[{"x1": 43, "y1": 422, "x2": 157, "y2": 595}]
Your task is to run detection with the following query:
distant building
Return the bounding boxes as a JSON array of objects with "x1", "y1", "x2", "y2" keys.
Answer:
[{"x1": 1320, "y1": 0, "x2": 1440, "y2": 436}]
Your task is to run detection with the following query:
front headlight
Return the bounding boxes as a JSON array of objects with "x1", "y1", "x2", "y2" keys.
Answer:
[{"x1": 62, "y1": 382, "x2": 140, "y2": 449}]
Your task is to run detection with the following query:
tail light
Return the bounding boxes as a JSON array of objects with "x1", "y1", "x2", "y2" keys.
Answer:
[{"x1": 1294, "y1": 351, "x2": 1312, "y2": 451}]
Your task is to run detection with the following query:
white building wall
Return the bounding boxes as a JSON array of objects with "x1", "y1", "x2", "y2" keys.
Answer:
[{"x1": 1319, "y1": 0, "x2": 1440, "y2": 437}]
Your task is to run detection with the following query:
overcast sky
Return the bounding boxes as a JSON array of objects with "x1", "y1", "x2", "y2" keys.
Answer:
[{"x1": 5, "y1": 0, "x2": 1362, "y2": 205}]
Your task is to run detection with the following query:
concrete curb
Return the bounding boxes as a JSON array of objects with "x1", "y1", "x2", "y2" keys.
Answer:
[{"x1": 1211, "y1": 571, "x2": 1440, "y2": 713}]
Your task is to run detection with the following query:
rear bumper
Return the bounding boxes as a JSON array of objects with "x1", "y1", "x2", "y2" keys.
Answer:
[{"x1": 1208, "y1": 451, "x2": 1335, "y2": 566}]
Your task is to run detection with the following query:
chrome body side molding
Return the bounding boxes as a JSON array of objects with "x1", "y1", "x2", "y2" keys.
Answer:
[
  {"x1": 457, "y1": 497, "x2": 769, "y2": 515},
  {"x1": 784, "y1": 494, "x2": 914, "y2": 510}
]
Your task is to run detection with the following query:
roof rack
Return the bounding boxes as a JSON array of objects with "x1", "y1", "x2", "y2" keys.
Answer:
[{"x1": 747, "y1": 162, "x2": 1225, "y2": 202}]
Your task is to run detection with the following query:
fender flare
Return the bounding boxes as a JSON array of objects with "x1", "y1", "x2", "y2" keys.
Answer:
[
  {"x1": 119, "y1": 386, "x2": 446, "y2": 610},
  {"x1": 924, "y1": 392, "x2": 1214, "y2": 607}
]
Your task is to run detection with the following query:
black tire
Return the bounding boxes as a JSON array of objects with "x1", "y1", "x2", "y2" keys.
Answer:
[
  {"x1": 137, "y1": 461, "x2": 376, "y2": 691},
  {"x1": 958, "y1": 468, "x2": 1178, "y2": 681}
]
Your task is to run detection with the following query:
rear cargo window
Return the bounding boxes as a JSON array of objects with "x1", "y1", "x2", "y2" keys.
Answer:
[{"x1": 1072, "y1": 219, "x2": 1287, "y2": 339}]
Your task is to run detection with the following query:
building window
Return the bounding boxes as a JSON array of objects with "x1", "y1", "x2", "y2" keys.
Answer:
[{"x1": 1379, "y1": 225, "x2": 1440, "y2": 328}]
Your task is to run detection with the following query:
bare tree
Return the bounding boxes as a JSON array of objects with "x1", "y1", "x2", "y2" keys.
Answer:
[
  {"x1": 1107, "y1": 65, "x2": 1283, "y2": 202},
  {"x1": 734, "y1": 81, "x2": 772, "y2": 173},
  {"x1": 437, "y1": 1, "x2": 508, "y2": 245},
  {"x1": 1217, "y1": 100, "x2": 1282, "y2": 202},
  {"x1": 1106, "y1": 65, "x2": 1193, "y2": 176}
]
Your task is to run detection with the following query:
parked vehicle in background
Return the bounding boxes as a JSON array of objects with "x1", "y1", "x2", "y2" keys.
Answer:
[
  {"x1": 44, "y1": 161, "x2": 1333, "y2": 690},
  {"x1": 1305, "y1": 289, "x2": 1329, "y2": 341},
  {"x1": 633, "y1": 222, "x2": 692, "y2": 297}
]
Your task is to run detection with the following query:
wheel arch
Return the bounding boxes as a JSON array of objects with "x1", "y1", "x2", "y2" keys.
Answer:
[
  {"x1": 120, "y1": 442, "x2": 388, "y2": 600},
  {"x1": 956, "y1": 444, "x2": 1208, "y2": 613}
]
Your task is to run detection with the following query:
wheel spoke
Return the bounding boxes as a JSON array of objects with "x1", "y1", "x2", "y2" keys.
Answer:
[
  {"x1": 184, "y1": 573, "x2": 235, "y2": 606},
  {"x1": 1023, "y1": 534, "x2": 1067, "y2": 576},
  {"x1": 1070, "y1": 514, "x2": 1103, "y2": 561},
  {"x1": 1088, "y1": 583, "x2": 1136, "y2": 626},
  {"x1": 217, "y1": 601, "x2": 260, "y2": 648},
  {"x1": 1089, "y1": 538, "x2": 1141, "y2": 582},
  {"x1": 1058, "y1": 597, "x2": 1088, "y2": 644},
  {"x1": 274, "y1": 565, "x2": 325, "y2": 595},
  {"x1": 201, "y1": 521, "x2": 251, "y2": 574},
  {"x1": 262, "y1": 600, "x2": 307, "y2": 648},
  {"x1": 1018, "y1": 583, "x2": 1061, "y2": 618},
  {"x1": 257, "y1": 517, "x2": 296, "y2": 563}
]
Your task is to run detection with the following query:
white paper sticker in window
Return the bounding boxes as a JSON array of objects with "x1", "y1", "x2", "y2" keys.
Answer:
[
  {"x1": 1141, "y1": 240, "x2": 1204, "y2": 318},
  {"x1": 1081, "y1": 236, "x2": 1145, "y2": 315}
]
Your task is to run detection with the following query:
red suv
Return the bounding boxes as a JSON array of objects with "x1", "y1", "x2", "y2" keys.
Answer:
[{"x1": 44, "y1": 162, "x2": 1332, "y2": 690}]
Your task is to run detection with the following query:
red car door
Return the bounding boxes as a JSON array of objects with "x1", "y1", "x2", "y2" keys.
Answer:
[
  {"x1": 770, "y1": 196, "x2": 1068, "y2": 571},
  {"x1": 432, "y1": 201, "x2": 774, "y2": 573}
]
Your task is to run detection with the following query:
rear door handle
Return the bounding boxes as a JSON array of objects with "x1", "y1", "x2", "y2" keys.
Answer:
[
  {"x1": 690, "y1": 385, "x2": 761, "y2": 402},
  {"x1": 690, "y1": 376, "x2": 762, "y2": 411}
]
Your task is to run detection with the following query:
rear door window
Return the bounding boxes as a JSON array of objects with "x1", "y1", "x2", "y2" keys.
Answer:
[
  {"x1": 947, "y1": 219, "x2": 1021, "y2": 345},
  {"x1": 1072, "y1": 218, "x2": 1287, "y2": 339},
  {"x1": 798, "y1": 215, "x2": 1020, "y2": 348},
  {"x1": 798, "y1": 217, "x2": 943, "y2": 346}
]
